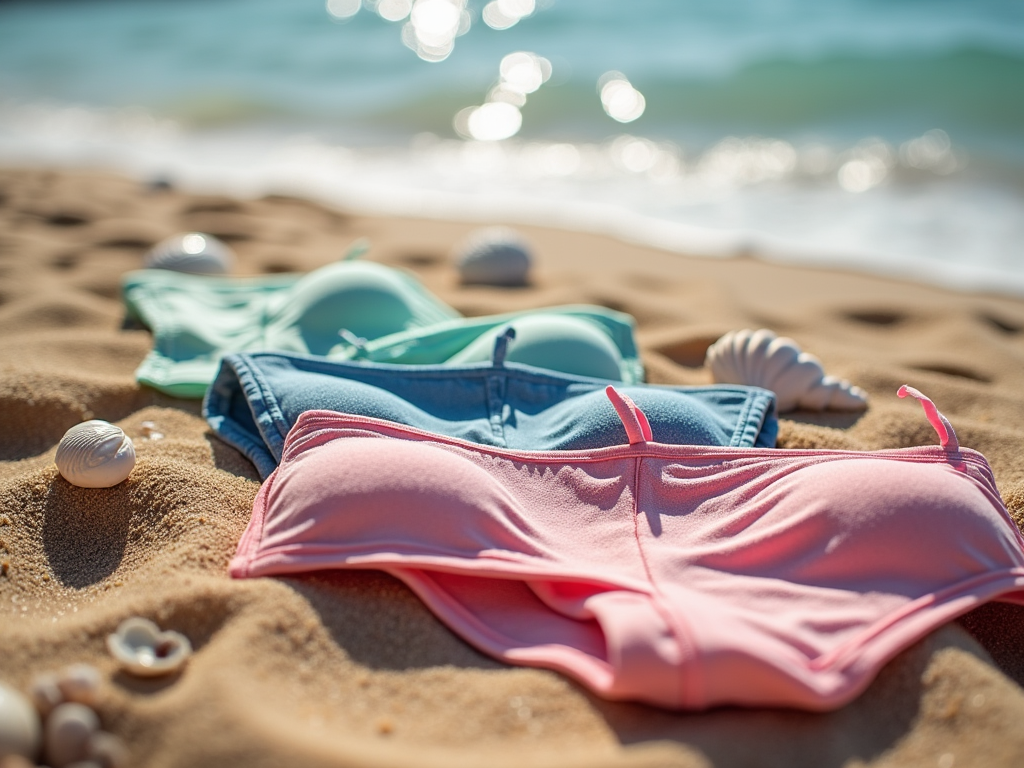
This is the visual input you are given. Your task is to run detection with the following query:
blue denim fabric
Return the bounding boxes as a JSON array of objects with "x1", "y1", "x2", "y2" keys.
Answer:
[{"x1": 205, "y1": 333, "x2": 778, "y2": 479}]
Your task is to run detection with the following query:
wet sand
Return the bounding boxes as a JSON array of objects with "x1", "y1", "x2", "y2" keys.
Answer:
[{"x1": 2, "y1": 166, "x2": 1024, "y2": 767}]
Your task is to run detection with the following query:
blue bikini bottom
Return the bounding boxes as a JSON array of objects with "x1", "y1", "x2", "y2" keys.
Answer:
[{"x1": 204, "y1": 333, "x2": 778, "y2": 479}]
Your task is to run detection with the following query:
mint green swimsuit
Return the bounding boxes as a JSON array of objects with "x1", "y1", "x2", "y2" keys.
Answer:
[{"x1": 123, "y1": 261, "x2": 642, "y2": 398}]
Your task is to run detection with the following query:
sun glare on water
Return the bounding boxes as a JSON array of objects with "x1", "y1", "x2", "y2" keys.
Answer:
[
  {"x1": 324, "y1": 0, "x2": 638, "y2": 142},
  {"x1": 319, "y1": 0, "x2": 961, "y2": 202}
]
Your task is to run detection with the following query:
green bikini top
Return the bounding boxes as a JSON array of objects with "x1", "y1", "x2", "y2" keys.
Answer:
[{"x1": 122, "y1": 260, "x2": 643, "y2": 398}]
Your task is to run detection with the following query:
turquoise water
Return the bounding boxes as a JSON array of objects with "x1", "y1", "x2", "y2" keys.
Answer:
[{"x1": 1, "y1": 0, "x2": 1023, "y2": 291}]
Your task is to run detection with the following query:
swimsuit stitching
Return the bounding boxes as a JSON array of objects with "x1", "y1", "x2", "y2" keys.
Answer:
[
  {"x1": 247, "y1": 360, "x2": 290, "y2": 444},
  {"x1": 730, "y1": 391, "x2": 759, "y2": 447},
  {"x1": 629, "y1": 453, "x2": 694, "y2": 708},
  {"x1": 295, "y1": 413, "x2": 992, "y2": 468}
]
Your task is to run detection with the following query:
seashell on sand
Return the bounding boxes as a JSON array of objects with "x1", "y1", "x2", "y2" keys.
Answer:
[
  {"x1": 454, "y1": 227, "x2": 532, "y2": 287},
  {"x1": 106, "y1": 617, "x2": 192, "y2": 677},
  {"x1": 44, "y1": 702, "x2": 98, "y2": 768},
  {"x1": 29, "y1": 673, "x2": 64, "y2": 717},
  {"x1": 0, "y1": 682, "x2": 41, "y2": 761},
  {"x1": 144, "y1": 232, "x2": 233, "y2": 275},
  {"x1": 139, "y1": 421, "x2": 163, "y2": 441},
  {"x1": 56, "y1": 666, "x2": 101, "y2": 708},
  {"x1": 706, "y1": 328, "x2": 869, "y2": 413},
  {"x1": 55, "y1": 421, "x2": 135, "y2": 489}
]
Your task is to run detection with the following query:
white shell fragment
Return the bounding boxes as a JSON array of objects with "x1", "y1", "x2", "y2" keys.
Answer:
[
  {"x1": 0, "y1": 681, "x2": 42, "y2": 761},
  {"x1": 44, "y1": 702, "x2": 98, "y2": 768},
  {"x1": 454, "y1": 227, "x2": 532, "y2": 287},
  {"x1": 706, "y1": 328, "x2": 869, "y2": 413},
  {"x1": 139, "y1": 421, "x2": 164, "y2": 441},
  {"x1": 144, "y1": 232, "x2": 234, "y2": 275},
  {"x1": 55, "y1": 421, "x2": 136, "y2": 489},
  {"x1": 106, "y1": 617, "x2": 193, "y2": 677}
]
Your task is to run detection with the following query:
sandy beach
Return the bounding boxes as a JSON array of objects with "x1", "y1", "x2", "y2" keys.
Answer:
[{"x1": 2, "y1": 165, "x2": 1024, "y2": 767}]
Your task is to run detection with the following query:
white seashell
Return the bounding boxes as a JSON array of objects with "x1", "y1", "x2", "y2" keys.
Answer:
[
  {"x1": 55, "y1": 421, "x2": 135, "y2": 489},
  {"x1": 0, "y1": 681, "x2": 42, "y2": 761},
  {"x1": 144, "y1": 232, "x2": 233, "y2": 275},
  {"x1": 706, "y1": 328, "x2": 869, "y2": 413},
  {"x1": 44, "y1": 702, "x2": 98, "y2": 768},
  {"x1": 454, "y1": 227, "x2": 532, "y2": 287},
  {"x1": 106, "y1": 618, "x2": 192, "y2": 677}
]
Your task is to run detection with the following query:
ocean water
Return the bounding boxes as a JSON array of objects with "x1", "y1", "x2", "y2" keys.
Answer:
[{"x1": 1, "y1": 0, "x2": 1022, "y2": 293}]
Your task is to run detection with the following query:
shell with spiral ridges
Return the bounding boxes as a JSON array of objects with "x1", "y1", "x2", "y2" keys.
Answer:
[
  {"x1": 454, "y1": 227, "x2": 532, "y2": 287},
  {"x1": 706, "y1": 328, "x2": 869, "y2": 413},
  {"x1": 144, "y1": 232, "x2": 233, "y2": 274},
  {"x1": 55, "y1": 420, "x2": 136, "y2": 488}
]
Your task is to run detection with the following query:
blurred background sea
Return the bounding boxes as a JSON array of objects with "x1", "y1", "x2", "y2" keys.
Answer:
[{"x1": 1, "y1": 0, "x2": 1022, "y2": 293}]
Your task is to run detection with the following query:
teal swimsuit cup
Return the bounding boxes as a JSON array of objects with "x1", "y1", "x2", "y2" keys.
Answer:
[{"x1": 122, "y1": 260, "x2": 643, "y2": 398}]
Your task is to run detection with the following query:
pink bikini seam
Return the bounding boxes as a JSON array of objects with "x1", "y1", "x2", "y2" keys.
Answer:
[
  {"x1": 289, "y1": 413, "x2": 993, "y2": 468},
  {"x1": 811, "y1": 567, "x2": 1024, "y2": 672},
  {"x1": 628, "y1": 450, "x2": 699, "y2": 709}
]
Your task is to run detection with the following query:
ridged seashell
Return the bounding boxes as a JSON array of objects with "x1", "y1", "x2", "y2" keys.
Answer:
[
  {"x1": 454, "y1": 227, "x2": 532, "y2": 287},
  {"x1": 706, "y1": 328, "x2": 869, "y2": 413},
  {"x1": 55, "y1": 421, "x2": 135, "y2": 489},
  {"x1": 0, "y1": 682, "x2": 42, "y2": 761},
  {"x1": 44, "y1": 702, "x2": 98, "y2": 768},
  {"x1": 143, "y1": 232, "x2": 233, "y2": 275},
  {"x1": 106, "y1": 618, "x2": 192, "y2": 677}
]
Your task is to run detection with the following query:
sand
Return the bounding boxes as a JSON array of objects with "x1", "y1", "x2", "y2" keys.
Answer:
[{"x1": 2, "y1": 166, "x2": 1024, "y2": 767}]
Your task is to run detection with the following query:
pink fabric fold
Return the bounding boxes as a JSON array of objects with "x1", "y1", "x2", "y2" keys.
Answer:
[{"x1": 230, "y1": 388, "x2": 1024, "y2": 711}]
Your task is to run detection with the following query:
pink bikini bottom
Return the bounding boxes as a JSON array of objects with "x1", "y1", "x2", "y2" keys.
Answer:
[{"x1": 230, "y1": 386, "x2": 1024, "y2": 711}]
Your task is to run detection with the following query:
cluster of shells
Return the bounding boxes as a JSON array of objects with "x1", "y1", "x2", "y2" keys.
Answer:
[
  {"x1": 0, "y1": 665, "x2": 127, "y2": 768},
  {"x1": 0, "y1": 620, "x2": 192, "y2": 766},
  {"x1": 706, "y1": 328, "x2": 869, "y2": 413}
]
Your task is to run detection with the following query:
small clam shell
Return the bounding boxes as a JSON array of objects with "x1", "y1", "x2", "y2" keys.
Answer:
[
  {"x1": 106, "y1": 618, "x2": 192, "y2": 677},
  {"x1": 55, "y1": 421, "x2": 135, "y2": 489},
  {"x1": 706, "y1": 329, "x2": 869, "y2": 413},
  {"x1": 0, "y1": 682, "x2": 42, "y2": 761},
  {"x1": 454, "y1": 227, "x2": 532, "y2": 287},
  {"x1": 144, "y1": 232, "x2": 233, "y2": 275},
  {"x1": 44, "y1": 702, "x2": 98, "y2": 768}
]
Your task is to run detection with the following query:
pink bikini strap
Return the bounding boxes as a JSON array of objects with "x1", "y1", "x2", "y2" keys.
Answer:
[
  {"x1": 492, "y1": 326, "x2": 516, "y2": 368},
  {"x1": 897, "y1": 385, "x2": 959, "y2": 451},
  {"x1": 605, "y1": 386, "x2": 653, "y2": 445}
]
